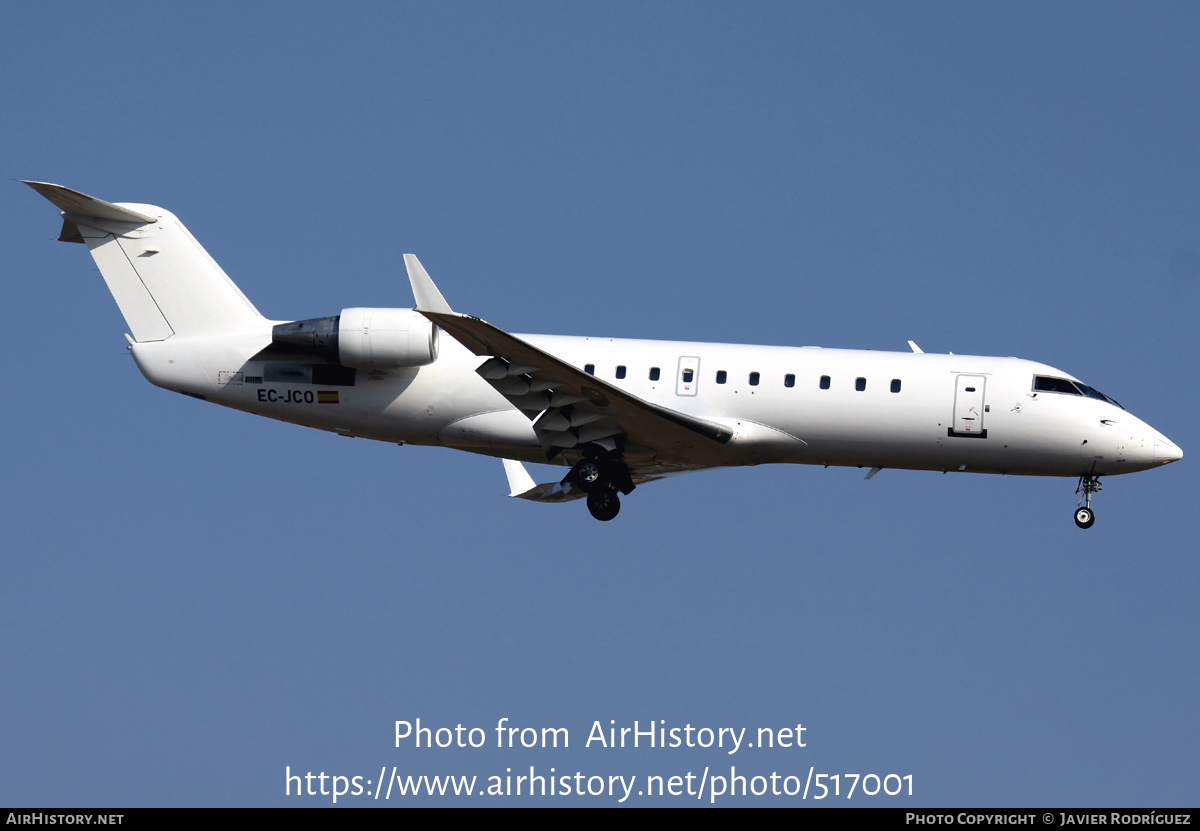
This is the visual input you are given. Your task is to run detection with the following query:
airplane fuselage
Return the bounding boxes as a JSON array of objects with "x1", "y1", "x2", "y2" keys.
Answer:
[{"x1": 128, "y1": 326, "x2": 1178, "y2": 480}]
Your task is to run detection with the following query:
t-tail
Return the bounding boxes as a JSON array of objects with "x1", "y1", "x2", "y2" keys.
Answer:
[{"x1": 24, "y1": 181, "x2": 267, "y2": 340}]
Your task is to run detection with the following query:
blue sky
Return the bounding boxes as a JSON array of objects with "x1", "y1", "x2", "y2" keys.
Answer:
[{"x1": 3, "y1": 2, "x2": 1197, "y2": 806}]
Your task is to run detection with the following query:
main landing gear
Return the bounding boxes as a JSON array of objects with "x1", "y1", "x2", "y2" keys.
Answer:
[
  {"x1": 1074, "y1": 473, "x2": 1102, "y2": 529},
  {"x1": 567, "y1": 454, "x2": 635, "y2": 522},
  {"x1": 586, "y1": 489, "x2": 621, "y2": 522}
]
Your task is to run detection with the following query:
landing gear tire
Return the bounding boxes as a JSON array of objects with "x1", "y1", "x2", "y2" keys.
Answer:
[
  {"x1": 571, "y1": 459, "x2": 608, "y2": 494},
  {"x1": 587, "y1": 489, "x2": 621, "y2": 521},
  {"x1": 1074, "y1": 506, "x2": 1095, "y2": 529},
  {"x1": 1074, "y1": 472, "x2": 1101, "y2": 530}
]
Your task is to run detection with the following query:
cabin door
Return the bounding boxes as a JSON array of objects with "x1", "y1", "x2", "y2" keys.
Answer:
[{"x1": 952, "y1": 375, "x2": 987, "y2": 436}]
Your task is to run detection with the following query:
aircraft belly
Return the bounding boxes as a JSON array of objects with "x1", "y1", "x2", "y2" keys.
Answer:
[{"x1": 438, "y1": 409, "x2": 540, "y2": 452}]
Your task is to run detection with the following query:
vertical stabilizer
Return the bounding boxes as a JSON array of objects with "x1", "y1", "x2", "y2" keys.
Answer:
[{"x1": 25, "y1": 182, "x2": 266, "y2": 342}]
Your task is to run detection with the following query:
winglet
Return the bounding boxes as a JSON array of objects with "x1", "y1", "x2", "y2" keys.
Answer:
[
  {"x1": 404, "y1": 254, "x2": 454, "y2": 314},
  {"x1": 502, "y1": 459, "x2": 538, "y2": 497}
]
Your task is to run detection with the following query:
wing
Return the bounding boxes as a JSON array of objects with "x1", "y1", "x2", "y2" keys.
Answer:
[
  {"x1": 422, "y1": 311, "x2": 733, "y2": 479},
  {"x1": 500, "y1": 457, "x2": 688, "y2": 503}
]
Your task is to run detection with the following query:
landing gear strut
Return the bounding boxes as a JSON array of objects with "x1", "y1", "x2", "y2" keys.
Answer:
[{"x1": 1074, "y1": 473, "x2": 1101, "y2": 529}]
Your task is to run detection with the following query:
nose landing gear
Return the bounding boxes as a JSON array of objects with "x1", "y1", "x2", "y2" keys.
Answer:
[
  {"x1": 1074, "y1": 506, "x2": 1095, "y2": 529},
  {"x1": 1074, "y1": 473, "x2": 1102, "y2": 529}
]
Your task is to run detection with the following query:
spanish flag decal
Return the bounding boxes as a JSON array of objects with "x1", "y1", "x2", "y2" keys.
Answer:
[{"x1": 317, "y1": 390, "x2": 340, "y2": 404}]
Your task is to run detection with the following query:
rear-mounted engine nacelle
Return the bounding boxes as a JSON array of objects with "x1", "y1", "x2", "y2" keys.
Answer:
[
  {"x1": 271, "y1": 308, "x2": 439, "y2": 368},
  {"x1": 338, "y1": 307, "x2": 438, "y2": 368}
]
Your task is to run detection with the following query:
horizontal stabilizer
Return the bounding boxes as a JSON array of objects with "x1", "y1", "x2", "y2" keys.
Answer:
[{"x1": 23, "y1": 181, "x2": 157, "y2": 224}]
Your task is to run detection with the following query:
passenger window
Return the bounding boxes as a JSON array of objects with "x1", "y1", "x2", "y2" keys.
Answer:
[
  {"x1": 890, "y1": 379, "x2": 901, "y2": 393},
  {"x1": 615, "y1": 365, "x2": 626, "y2": 379},
  {"x1": 716, "y1": 370, "x2": 727, "y2": 384},
  {"x1": 749, "y1": 372, "x2": 760, "y2": 386},
  {"x1": 784, "y1": 374, "x2": 795, "y2": 388},
  {"x1": 682, "y1": 369, "x2": 694, "y2": 383},
  {"x1": 649, "y1": 367, "x2": 660, "y2": 381},
  {"x1": 856, "y1": 377, "x2": 866, "y2": 391},
  {"x1": 820, "y1": 375, "x2": 831, "y2": 390},
  {"x1": 585, "y1": 364, "x2": 595, "y2": 376}
]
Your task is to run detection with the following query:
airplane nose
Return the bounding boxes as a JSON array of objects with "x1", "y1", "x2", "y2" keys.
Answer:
[{"x1": 1154, "y1": 434, "x2": 1183, "y2": 464}]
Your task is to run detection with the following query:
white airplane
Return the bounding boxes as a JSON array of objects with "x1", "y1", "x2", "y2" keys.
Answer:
[{"x1": 26, "y1": 181, "x2": 1182, "y2": 526}]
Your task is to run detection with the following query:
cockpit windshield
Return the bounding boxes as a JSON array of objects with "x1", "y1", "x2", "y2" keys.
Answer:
[
  {"x1": 1033, "y1": 376, "x2": 1123, "y2": 410},
  {"x1": 1075, "y1": 383, "x2": 1123, "y2": 410}
]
